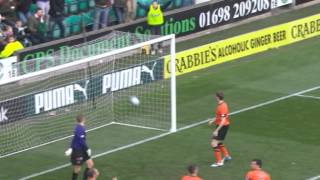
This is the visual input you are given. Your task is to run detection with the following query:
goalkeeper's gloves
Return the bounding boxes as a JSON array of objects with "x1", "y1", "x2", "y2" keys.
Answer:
[
  {"x1": 87, "y1": 148, "x2": 92, "y2": 156},
  {"x1": 65, "y1": 148, "x2": 72, "y2": 156}
]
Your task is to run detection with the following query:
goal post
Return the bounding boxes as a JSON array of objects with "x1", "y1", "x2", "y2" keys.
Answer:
[
  {"x1": 170, "y1": 36, "x2": 177, "y2": 133},
  {"x1": 0, "y1": 32, "x2": 176, "y2": 158}
]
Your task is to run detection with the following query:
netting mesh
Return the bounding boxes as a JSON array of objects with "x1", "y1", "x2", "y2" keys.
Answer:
[{"x1": 0, "y1": 32, "x2": 173, "y2": 157}]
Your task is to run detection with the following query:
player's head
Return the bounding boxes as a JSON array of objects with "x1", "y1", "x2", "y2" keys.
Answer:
[
  {"x1": 86, "y1": 168, "x2": 99, "y2": 180},
  {"x1": 250, "y1": 159, "x2": 263, "y2": 170},
  {"x1": 152, "y1": 0, "x2": 159, "y2": 8},
  {"x1": 187, "y1": 165, "x2": 199, "y2": 175},
  {"x1": 76, "y1": 114, "x2": 86, "y2": 124},
  {"x1": 215, "y1": 91, "x2": 224, "y2": 101}
]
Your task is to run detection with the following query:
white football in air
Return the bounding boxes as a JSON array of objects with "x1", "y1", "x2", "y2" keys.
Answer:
[{"x1": 130, "y1": 96, "x2": 140, "y2": 106}]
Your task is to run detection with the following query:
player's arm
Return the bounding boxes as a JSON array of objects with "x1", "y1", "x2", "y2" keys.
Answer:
[
  {"x1": 77, "y1": 128, "x2": 93, "y2": 156},
  {"x1": 208, "y1": 117, "x2": 216, "y2": 126},
  {"x1": 65, "y1": 130, "x2": 76, "y2": 156},
  {"x1": 213, "y1": 116, "x2": 226, "y2": 136},
  {"x1": 245, "y1": 172, "x2": 251, "y2": 180}
]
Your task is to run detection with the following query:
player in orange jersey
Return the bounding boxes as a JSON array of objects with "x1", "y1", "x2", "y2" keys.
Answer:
[
  {"x1": 181, "y1": 165, "x2": 203, "y2": 180},
  {"x1": 245, "y1": 159, "x2": 271, "y2": 180},
  {"x1": 208, "y1": 92, "x2": 232, "y2": 167}
]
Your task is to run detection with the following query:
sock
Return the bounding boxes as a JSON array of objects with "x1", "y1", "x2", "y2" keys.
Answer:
[
  {"x1": 83, "y1": 168, "x2": 90, "y2": 180},
  {"x1": 214, "y1": 147, "x2": 222, "y2": 163},
  {"x1": 72, "y1": 172, "x2": 78, "y2": 180},
  {"x1": 219, "y1": 143, "x2": 230, "y2": 157}
]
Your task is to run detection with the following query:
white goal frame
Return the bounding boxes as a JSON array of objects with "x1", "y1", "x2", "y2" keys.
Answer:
[{"x1": 0, "y1": 34, "x2": 176, "y2": 158}]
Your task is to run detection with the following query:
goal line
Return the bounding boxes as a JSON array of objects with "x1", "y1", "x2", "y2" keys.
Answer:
[{"x1": 0, "y1": 121, "x2": 167, "y2": 159}]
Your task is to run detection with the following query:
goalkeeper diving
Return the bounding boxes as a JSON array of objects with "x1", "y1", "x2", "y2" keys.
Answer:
[{"x1": 65, "y1": 114, "x2": 94, "y2": 180}]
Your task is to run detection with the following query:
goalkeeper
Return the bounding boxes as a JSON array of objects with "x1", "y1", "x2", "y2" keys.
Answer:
[{"x1": 65, "y1": 114, "x2": 94, "y2": 180}]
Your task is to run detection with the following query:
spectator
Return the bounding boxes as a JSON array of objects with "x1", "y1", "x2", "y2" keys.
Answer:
[
  {"x1": 181, "y1": 165, "x2": 203, "y2": 180},
  {"x1": 0, "y1": 14, "x2": 13, "y2": 29},
  {"x1": 13, "y1": 20, "x2": 26, "y2": 36},
  {"x1": 0, "y1": 38, "x2": 5, "y2": 52},
  {"x1": 245, "y1": 159, "x2": 271, "y2": 180},
  {"x1": 137, "y1": 0, "x2": 172, "y2": 54},
  {"x1": 86, "y1": 168, "x2": 99, "y2": 180},
  {"x1": 0, "y1": 29, "x2": 4, "y2": 40},
  {"x1": 15, "y1": 0, "x2": 33, "y2": 24},
  {"x1": 0, "y1": 0, "x2": 16, "y2": 17},
  {"x1": 125, "y1": 0, "x2": 136, "y2": 23},
  {"x1": 0, "y1": 14, "x2": 4, "y2": 30},
  {"x1": 36, "y1": 0, "x2": 50, "y2": 18},
  {"x1": 13, "y1": 20, "x2": 31, "y2": 46},
  {"x1": 0, "y1": 35, "x2": 24, "y2": 58},
  {"x1": 114, "y1": 0, "x2": 126, "y2": 24},
  {"x1": 49, "y1": 0, "x2": 65, "y2": 38},
  {"x1": 93, "y1": 0, "x2": 113, "y2": 30},
  {"x1": 27, "y1": 8, "x2": 47, "y2": 44},
  {"x1": 3, "y1": 25, "x2": 14, "y2": 37}
]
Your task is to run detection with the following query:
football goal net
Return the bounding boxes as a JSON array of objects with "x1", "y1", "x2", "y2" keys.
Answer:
[{"x1": 0, "y1": 31, "x2": 176, "y2": 158}]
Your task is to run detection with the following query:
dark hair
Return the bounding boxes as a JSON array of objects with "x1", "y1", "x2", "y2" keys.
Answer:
[
  {"x1": 216, "y1": 92, "x2": 224, "y2": 100},
  {"x1": 35, "y1": 7, "x2": 43, "y2": 12},
  {"x1": 252, "y1": 159, "x2": 262, "y2": 168},
  {"x1": 187, "y1": 165, "x2": 198, "y2": 174},
  {"x1": 3, "y1": 25, "x2": 11, "y2": 31},
  {"x1": 76, "y1": 114, "x2": 85, "y2": 123},
  {"x1": 6, "y1": 35, "x2": 15, "y2": 42},
  {"x1": 86, "y1": 168, "x2": 97, "y2": 178}
]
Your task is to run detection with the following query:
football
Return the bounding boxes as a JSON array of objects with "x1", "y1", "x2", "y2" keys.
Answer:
[{"x1": 129, "y1": 96, "x2": 140, "y2": 106}]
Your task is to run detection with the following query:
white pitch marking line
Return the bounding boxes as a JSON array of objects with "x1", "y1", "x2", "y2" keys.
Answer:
[
  {"x1": 18, "y1": 132, "x2": 172, "y2": 180},
  {"x1": 113, "y1": 122, "x2": 168, "y2": 132},
  {"x1": 306, "y1": 175, "x2": 320, "y2": 180},
  {"x1": 0, "y1": 122, "x2": 115, "y2": 159},
  {"x1": 295, "y1": 94, "x2": 320, "y2": 100},
  {"x1": 18, "y1": 85, "x2": 320, "y2": 180}
]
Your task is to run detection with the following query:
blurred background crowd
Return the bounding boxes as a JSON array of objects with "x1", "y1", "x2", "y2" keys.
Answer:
[{"x1": 0, "y1": 0, "x2": 195, "y2": 58}]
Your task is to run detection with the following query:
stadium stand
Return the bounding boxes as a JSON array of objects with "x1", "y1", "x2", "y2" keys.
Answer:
[{"x1": 0, "y1": 0, "x2": 194, "y2": 59}]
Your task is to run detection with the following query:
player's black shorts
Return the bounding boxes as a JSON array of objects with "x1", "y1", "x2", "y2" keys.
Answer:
[
  {"x1": 213, "y1": 125, "x2": 229, "y2": 141},
  {"x1": 70, "y1": 149, "x2": 90, "y2": 166}
]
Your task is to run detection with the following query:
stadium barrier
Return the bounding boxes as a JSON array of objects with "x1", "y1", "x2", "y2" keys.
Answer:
[
  {"x1": 296, "y1": 0, "x2": 317, "y2": 5},
  {"x1": 271, "y1": 0, "x2": 293, "y2": 8},
  {"x1": 16, "y1": 0, "x2": 279, "y2": 74},
  {"x1": 0, "y1": 57, "x2": 17, "y2": 82},
  {"x1": 164, "y1": 13, "x2": 320, "y2": 78}
]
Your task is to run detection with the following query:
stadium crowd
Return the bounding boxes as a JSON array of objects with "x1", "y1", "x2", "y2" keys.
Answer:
[
  {"x1": 0, "y1": 0, "x2": 194, "y2": 59},
  {"x1": 0, "y1": 0, "x2": 134, "y2": 58}
]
